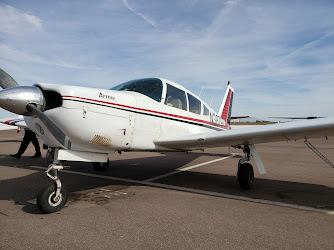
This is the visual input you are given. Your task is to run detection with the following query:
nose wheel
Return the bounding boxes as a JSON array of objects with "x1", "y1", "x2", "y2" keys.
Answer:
[
  {"x1": 37, "y1": 182, "x2": 68, "y2": 214},
  {"x1": 37, "y1": 148, "x2": 68, "y2": 214}
]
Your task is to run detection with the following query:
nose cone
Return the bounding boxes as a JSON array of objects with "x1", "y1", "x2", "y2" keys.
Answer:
[{"x1": 0, "y1": 86, "x2": 45, "y2": 115}]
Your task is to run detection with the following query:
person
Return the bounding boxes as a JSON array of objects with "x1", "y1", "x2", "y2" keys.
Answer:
[{"x1": 10, "y1": 127, "x2": 42, "y2": 159}]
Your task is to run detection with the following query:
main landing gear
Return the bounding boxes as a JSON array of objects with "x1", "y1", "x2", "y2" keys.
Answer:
[
  {"x1": 37, "y1": 148, "x2": 68, "y2": 214},
  {"x1": 237, "y1": 145, "x2": 254, "y2": 190},
  {"x1": 93, "y1": 158, "x2": 110, "y2": 171}
]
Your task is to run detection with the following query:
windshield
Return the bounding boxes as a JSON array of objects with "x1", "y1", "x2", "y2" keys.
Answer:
[{"x1": 110, "y1": 78, "x2": 163, "y2": 102}]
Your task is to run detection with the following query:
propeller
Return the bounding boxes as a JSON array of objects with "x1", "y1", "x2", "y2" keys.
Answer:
[
  {"x1": 27, "y1": 104, "x2": 72, "y2": 149},
  {"x1": 0, "y1": 68, "x2": 20, "y2": 89},
  {"x1": 0, "y1": 69, "x2": 72, "y2": 149}
]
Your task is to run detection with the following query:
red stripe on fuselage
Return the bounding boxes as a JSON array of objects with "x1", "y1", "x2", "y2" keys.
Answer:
[{"x1": 62, "y1": 96, "x2": 226, "y2": 130}]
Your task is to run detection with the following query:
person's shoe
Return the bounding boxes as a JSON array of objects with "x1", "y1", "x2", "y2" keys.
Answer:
[
  {"x1": 10, "y1": 154, "x2": 21, "y2": 159},
  {"x1": 31, "y1": 153, "x2": 42, "y2": 158}
]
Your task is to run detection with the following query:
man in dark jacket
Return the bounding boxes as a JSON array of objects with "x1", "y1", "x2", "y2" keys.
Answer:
[{"x1": 10, "y1": 127, "x2": 42, "y2": 159}]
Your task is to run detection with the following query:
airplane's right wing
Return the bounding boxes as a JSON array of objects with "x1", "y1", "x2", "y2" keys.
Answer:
[{"x1": 154, "y1": 117, "x2": 334, "y2": 150}]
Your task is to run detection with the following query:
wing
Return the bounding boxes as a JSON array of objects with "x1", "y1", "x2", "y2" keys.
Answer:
[
  {"x1": 269, "y1": 116, "x2": 324, "y2": 120},
  {"x1": 154, "y1": 117, "x2": 334, "y2": 150},
  {"x1": 230, "y1": 116, "x2": 250, "y2": 119},
  {"x1": 0, "y1": 116, "x2": 27, "y2": 130}
]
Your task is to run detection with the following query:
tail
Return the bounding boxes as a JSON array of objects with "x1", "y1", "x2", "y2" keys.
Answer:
[{"x1": 218, "y1": 81, "x2": 234, "y2": 129}]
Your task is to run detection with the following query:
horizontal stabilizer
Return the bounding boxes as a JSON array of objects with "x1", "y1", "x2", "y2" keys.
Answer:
[{"x1": 269, "y1": 116, "x2": 324, "y2": 120}]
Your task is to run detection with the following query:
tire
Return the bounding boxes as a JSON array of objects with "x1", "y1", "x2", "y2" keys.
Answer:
[
  {"x1": 237, "y1": 163, "x2": 254, "y2": 190},
  {"x1": 93, "y1": 158, "x2": 110, "y2": 171},
  {"x1": 37, "y1": 184, "x2": 68, "y2": 214}
]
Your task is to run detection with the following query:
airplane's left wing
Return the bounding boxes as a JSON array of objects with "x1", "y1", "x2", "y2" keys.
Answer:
[
  {"x1": 0, "y1": 116, "x2": 27, "y2": 130},
  {"x1": 154, "y1": 117, "x2": 334, "y2": 150}
]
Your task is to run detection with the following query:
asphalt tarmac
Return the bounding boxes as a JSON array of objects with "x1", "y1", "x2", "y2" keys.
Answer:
[{"x1": 1, "y1": 130, "x2": 333, "y2": 249}]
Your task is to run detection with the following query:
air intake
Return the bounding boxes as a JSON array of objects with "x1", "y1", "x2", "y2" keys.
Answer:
[{"x1": 90, "y1": 135, "x2": 112, "y2": 147}]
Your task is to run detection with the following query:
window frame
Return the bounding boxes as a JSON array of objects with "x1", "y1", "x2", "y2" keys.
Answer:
[
  {"x1": 110, "y1": 78, "x2": 163, "y2": 102},
  {"x1": 187, "y1": 93, "x2": 202, "y2": 115},
  {"x1": 203, "y1": 104, "x2": 210, "y2": 116},
  {"x1": 164, "y1": 83, "x2": 188, "y2": 111}
]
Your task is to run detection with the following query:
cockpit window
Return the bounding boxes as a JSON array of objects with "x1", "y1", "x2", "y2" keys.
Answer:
[
  {"x1": 110, "y1": 78, "x2": 163, "y2": 102},
  {"x1": 188, "y1": 93, "x2": 201, "y2": 114},
  {"x1": 203, "y1": 104, "x2": 210, "y2": 116},
  {"x1": 164, "y1": 84, "x2": 187, "y2": 111}
]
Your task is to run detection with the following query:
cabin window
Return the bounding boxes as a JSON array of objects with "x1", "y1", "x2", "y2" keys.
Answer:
[
  {"x1": 164, "y1": 84, "x2": 187, "y2": 111},
  {"x1": 110, "y1": 78, "x2": 163, "y2": 102},
  {"x1": 203, "y1": 104, "x2": 210, "y2": 116},
  {"x1": 188, "y1": 94, "x2": 201, "y2": 114}
]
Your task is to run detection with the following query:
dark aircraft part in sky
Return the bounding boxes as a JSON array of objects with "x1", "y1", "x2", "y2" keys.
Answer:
[
  {"x1": 0, "y1": 68, "x2": 20, "y2": 89},
  {"x1": 269, "y1": 116, "x2": 325, "y2": 120}
]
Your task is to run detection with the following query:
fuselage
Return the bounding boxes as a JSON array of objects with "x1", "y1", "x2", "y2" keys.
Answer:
[{"x1": 25, "y1": 78, "x2": 228, "y2": 153}]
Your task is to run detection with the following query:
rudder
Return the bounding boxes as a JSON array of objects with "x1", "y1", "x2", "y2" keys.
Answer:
[{"x1": 218, "y1": 81, "x2": 234, "y2": 127}]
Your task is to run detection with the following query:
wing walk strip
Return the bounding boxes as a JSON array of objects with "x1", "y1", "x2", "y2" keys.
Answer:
[{"x1": 28, "y1": 165, "x2": 334, "y2": 216}]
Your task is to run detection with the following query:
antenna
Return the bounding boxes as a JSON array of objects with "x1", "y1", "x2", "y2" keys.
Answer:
[
  {"x1": 210, "y1": 97, "x2": 214, "y2": 106},
  {"x1": 198, "y1": 84, "x2": 206, "y2": 97}
]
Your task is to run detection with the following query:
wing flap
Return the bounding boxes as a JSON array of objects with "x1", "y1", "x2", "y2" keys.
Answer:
[{"x1": 154, "y1": 118, "x2": 334, "y2": 150}]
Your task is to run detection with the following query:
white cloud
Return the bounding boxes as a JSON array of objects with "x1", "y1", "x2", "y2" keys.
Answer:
[
  {"x1": 0, "y1": 44, "x2": 86, "y2": 69},
  {"x1": 122, "y1": 0, "x2": 157, "y2": 28},
  {"x1": 0, "y1": 4, "x2": 42, "y2": 34}
]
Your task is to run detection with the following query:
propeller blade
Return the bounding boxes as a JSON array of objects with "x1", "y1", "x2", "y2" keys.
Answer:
[
  {"x1": 27, "y1": 104, "x2": 72, "y2": 149},
  {"x1": 0, "y1": 68, "x2": 20, "y2": 89}
]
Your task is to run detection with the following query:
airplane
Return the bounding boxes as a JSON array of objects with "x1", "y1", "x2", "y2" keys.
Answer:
[{"x1": 0, "y1": 68, "x2": 333, "y2": 214}]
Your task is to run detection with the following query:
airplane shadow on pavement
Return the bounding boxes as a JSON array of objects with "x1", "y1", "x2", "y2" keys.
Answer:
[{"x1": 0, "y1": 152, "x2": 333, "y2": 214}]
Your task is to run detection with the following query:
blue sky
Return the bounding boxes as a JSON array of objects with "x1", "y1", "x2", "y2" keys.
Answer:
[{"x1": 0, "y1": 0, "x2": 333, "y2": 119}]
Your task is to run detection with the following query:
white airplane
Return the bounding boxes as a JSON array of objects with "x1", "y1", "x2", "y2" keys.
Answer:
[{"x1": 0, "y1": 68, "x2": 333, "y2": 214}]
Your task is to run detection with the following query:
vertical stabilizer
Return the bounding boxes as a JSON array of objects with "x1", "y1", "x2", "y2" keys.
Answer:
[{"x1": 218, "y1": 81, "x2": 234, "y2": 126}]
